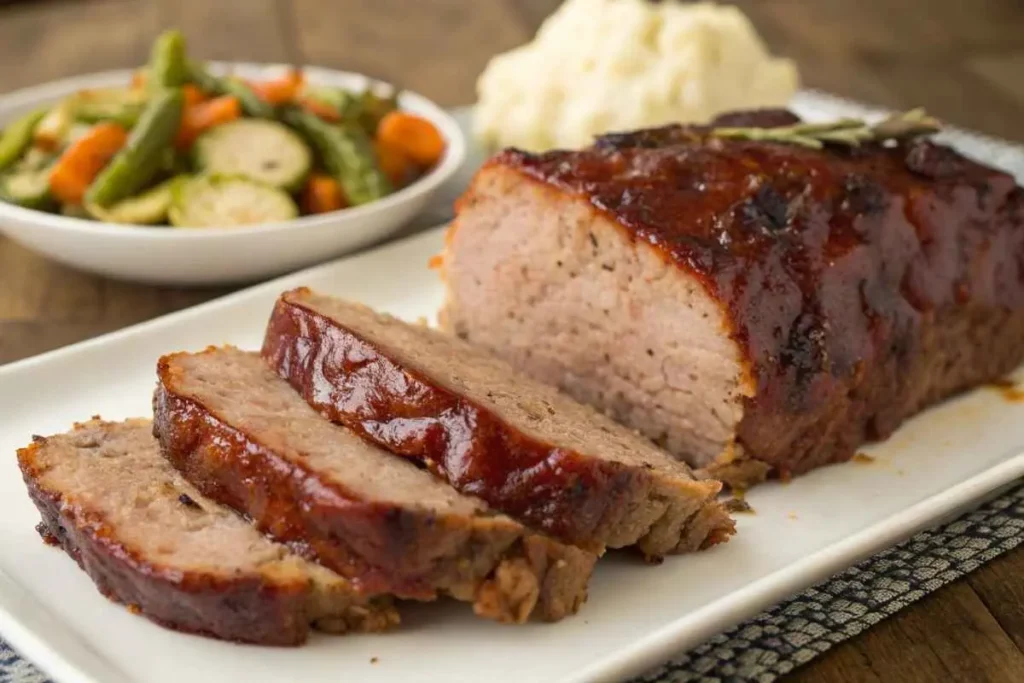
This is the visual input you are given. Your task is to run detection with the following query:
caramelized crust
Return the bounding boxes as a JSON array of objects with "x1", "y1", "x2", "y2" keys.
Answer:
[
  {"x1": 153, "y1": 348, "x2": 595, "y2": 622},
  {"x1": 18, "y1": 419, "x2": 397, "y2": 645},
  {"x1": 262, "y1": 289, "x2": 733, "y2": 557},
  {"x1": 453, "y1": 110, "x2": 1024, "y2": 477}
]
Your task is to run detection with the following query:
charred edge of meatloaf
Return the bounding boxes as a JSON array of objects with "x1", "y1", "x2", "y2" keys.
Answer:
[
  {"x1": 735, "y1": 303, "x2": 1024, "y2": 479},
  {"x1": 152, "y1": 365, "x2": 594, "y2": 623},
  {"x1": 442, "y1": 168, "x2": 752, "y2": 482},
  {"x1": 262, "y1": 293, "x2": 733, "y2": 557},
  {"x1": 456, "y1": 126, "x2": 1024, "y2": 484},
  {"x1": 17, "y1": 438, "x2": 319, "y2": 646}
]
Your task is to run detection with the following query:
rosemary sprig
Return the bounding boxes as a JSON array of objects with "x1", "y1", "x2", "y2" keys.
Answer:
[{"x1": 710, "y1": 108, "x2": 941, "y2": 149}]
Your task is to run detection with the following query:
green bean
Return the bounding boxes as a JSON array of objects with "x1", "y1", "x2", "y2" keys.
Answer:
[
  {"x1": 283, "y1": 107, "x2": 391, "y2": 205},
  {"x1": 220, "y1": 78, "x2": 275, "y2": 119},
  {"x1": 86, "y1": 89, "x2": 184, "y2": 207},
  {"x1": 0, "y1": 109, "x2": 47, "y2": 172},
  {"x1": 187, "y1": 61, "x2": 274, "y2": 118},
  {"x1": 357, "y1": 89, "x2": 398, "y2": 134},
  {"x1": 302, "y1": 86, "x2": 398, "y2": 135},
  {"x1": 303, "y1": 86, "x2": 363, "y2": 121},
  {"x1": 0, "y1": 166, "x2": 54, "y2": 210},
  {"x1": 149, "y1": 30, "x2": 190, "y2": 89},
  {"x1": 187, "y1": 61, "x2": 222, "y2": 94},
  {"x1": 158, "y1": 146, "x2": 191, "y2": 177}
]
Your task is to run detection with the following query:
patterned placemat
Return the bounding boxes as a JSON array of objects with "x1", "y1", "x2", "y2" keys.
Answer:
[
  {"x1": 632, "y1": 483, "x2": 1024, "y2": 683},
  {"x1": 3, "y1": 94, "x2": 1023, "y2": 682}
]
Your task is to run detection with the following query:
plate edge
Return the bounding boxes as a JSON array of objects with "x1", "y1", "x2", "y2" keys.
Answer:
[{"x1": 565, "y1": 454, "x2": 1024, "y2": 683}]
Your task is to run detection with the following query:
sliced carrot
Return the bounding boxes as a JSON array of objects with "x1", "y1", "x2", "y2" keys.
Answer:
[
  {"x1": 249, "y1": 70, "x2": 304, "y2": 105},
  {"x1": 182, "y1": 84, "x2": 208, "y2": 107},
  {"x1": 48, "y1": 122, "x2": 128, "y2": 204},
  {"x1": 427, "y1": 254, "x2": 444, "y2": 270},
  {"x1": 301, "y1": 173, "x2": 347, "y2": 214},
  {"x1": 299, "y1": 96, "x2": 342, "y2": 123},
  {"x1": 376, "y1": 111, "x2": 445, "y2": 168},
  {"x1": 130, "y1": 70, "x2": 147, "y2": 90},
  {"x1": 175, "y1": 95, "x2": 241, "y2": 148},
  {"x1": 374, "y1": 139, "x2": 415, "y2": 188}
]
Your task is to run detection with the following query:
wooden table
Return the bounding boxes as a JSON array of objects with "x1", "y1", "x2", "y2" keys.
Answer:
[{"x1": 1, "y1": 1, "x2": 1021, "y2": 680}]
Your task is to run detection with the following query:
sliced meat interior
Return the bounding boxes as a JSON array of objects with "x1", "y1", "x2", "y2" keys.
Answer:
[
  {"x1": 439, "y1": 114, "x2": 1024, "y2": 486},
  {"x1": 261, "y1": 288, "x2": 734, "y2": 558},
  {"x1": 153, "y1": 347, "x2": 594, "y2": 623},
  {"x1": 17, "y1": 418, "x2": 398, "y2": 646}
]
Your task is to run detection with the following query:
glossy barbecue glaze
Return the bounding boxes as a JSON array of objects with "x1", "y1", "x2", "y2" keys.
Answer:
[
  {"x1": 263, "y1": 289, "x2": 734, "y2": 557},
  {"x1": 19, "y1": 419, "x2": 397, "y2": 645},
  {"x1": 154, "y1": 347, "x2": 595, "y2": 622},
  {"x1": 474, "y1": 109, "x2": 1024, "y2": 475}
]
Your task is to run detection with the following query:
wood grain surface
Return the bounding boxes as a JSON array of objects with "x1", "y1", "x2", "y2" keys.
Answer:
[{"x1": 0, "y1": 1, "x2": 1021, "y2": 681}]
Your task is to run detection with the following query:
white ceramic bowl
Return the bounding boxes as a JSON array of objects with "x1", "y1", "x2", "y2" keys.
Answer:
[{"x1": 0, "y1": 64, "x2": 466, "y2": 285}]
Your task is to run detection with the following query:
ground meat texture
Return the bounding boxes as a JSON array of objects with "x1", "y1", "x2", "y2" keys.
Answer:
[
  {"x1": 153, "y1": 347, "x2": 595, "y2": 623},
  {"x1": 261, "y1": 289, "x2": 734, "y2": 558},
  {"x1": 439, "y1": 109, "x2": 1024, "y2": 485},
  {"x1": 17, "y1": 419, "x2": 398, "y2": 645}
]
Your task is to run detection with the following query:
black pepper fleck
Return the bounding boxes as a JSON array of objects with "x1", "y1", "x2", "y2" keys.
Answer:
[{"x1": 178, "y1": 493, "x2": 201, "y2": 510}]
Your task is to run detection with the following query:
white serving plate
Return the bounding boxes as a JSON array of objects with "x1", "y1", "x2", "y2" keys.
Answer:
[
  {"x1": 1, "y1": 223, "x2": 1023, "y2": 683},
  {"x1": 0, "y1": 65, "x2": 466, "y2": 286}
]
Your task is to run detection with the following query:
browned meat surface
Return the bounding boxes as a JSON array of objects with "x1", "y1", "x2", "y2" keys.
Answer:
[
  {"x1": 17, "y1": 419, "x2": 398, "y2": 645},
  {"x1": 262, "y1": 288, "x2": 734, "y2": 559},
  {"x1": 440, "y1": 109, "x2": 1024, "y2": 484},
  {"x1": 153, "y1": 347, "x2": 594, "y2": 623}
]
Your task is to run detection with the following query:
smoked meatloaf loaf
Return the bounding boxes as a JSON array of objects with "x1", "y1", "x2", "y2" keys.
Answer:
[
  {"x1": 153, "y1": 347, "x2": 595, "y2": 623},
  {"x1": 17, "y1": 419, "x2": 398, "y2": 645},
  {"x1": 262, "y1": 288, "x2": 733, "y2": 558},
  {"x1": 439, "y1": 109, "x2": 1024, "y2": 486}
]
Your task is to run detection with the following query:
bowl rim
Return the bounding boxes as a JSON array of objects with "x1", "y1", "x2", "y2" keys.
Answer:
[{"x1": 0, "y1": 63, "x2": 467, "y2": 241}]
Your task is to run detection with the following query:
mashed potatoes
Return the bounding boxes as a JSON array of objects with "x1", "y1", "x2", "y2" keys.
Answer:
[{"x1": 475, "y1": 0, "x2": 799, "y2": 151}]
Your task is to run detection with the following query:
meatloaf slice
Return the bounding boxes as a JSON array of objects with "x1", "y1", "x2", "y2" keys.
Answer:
[
  {"x1": 439, "y1": 110, "x2": 1024, "y2": 486},
  {"x1": 17, "y1": 418, "x2": 398, "y2": 646},
  {"x1": 153, "y1": 347, "x2": 593, "y2": 623},
  {"x1": 261, "y1": 288, "x2": 733, "y2": 558}
]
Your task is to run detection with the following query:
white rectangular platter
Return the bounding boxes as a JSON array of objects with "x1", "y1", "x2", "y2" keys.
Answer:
[{"x1": 1, "y1": 225, "x2": 1023, "y2": 683}]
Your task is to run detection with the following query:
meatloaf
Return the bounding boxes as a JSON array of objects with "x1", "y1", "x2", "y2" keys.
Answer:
[
  {"x1": 262, "y1": 288, "x2": 733, "y2": 558},
  {"x1": 439, "y1": 109, "x2": 1024, "y2": 486},
  {"x1": 153, "y1": 347, "x2": 594, "y2": 623},
  {"x1": 17, "y1": 418, "x2": 398, "y2": 645}
]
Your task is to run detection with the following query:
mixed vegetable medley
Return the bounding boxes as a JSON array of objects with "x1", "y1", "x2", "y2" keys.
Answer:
[{"x1": 0, "y1": 30, "x2": 447, "y2": 227}]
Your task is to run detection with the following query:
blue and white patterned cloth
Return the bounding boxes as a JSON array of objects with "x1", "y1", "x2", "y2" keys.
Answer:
[
  {"x1": 632, "y1": 484, "x2": 1024, "y2": 682},
  {"x1": 0, "y1": 649, "x2": 50, "y2": 683}
]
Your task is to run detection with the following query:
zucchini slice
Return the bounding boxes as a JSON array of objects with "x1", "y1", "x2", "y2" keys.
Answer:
[
  {"x1": 34, "y1": 99, "x2": 77, "y2": 150},
  {"x1": 14, "y1": 146, "x2": 57, "y2": 173},
  {"x1": 194, "y1": 119, "x2": 311, "y2": 191},
  {"x1": 85, "y1": 175, "x2": 185, "y2": 225},
  {"x1": 168, "y1": 175, "x2": 298, "y2": 228},
  {"x1": 75, "y1": 88, "x2": 147, "y2": 129},
  {"x1": 0, "y1": 167, "x2": 54, "y2": 210}
]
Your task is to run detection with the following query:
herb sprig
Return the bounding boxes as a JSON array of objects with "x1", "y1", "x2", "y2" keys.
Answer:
[{"x1": 710, "y1": 109, "x2": 941, "y2": 150}]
